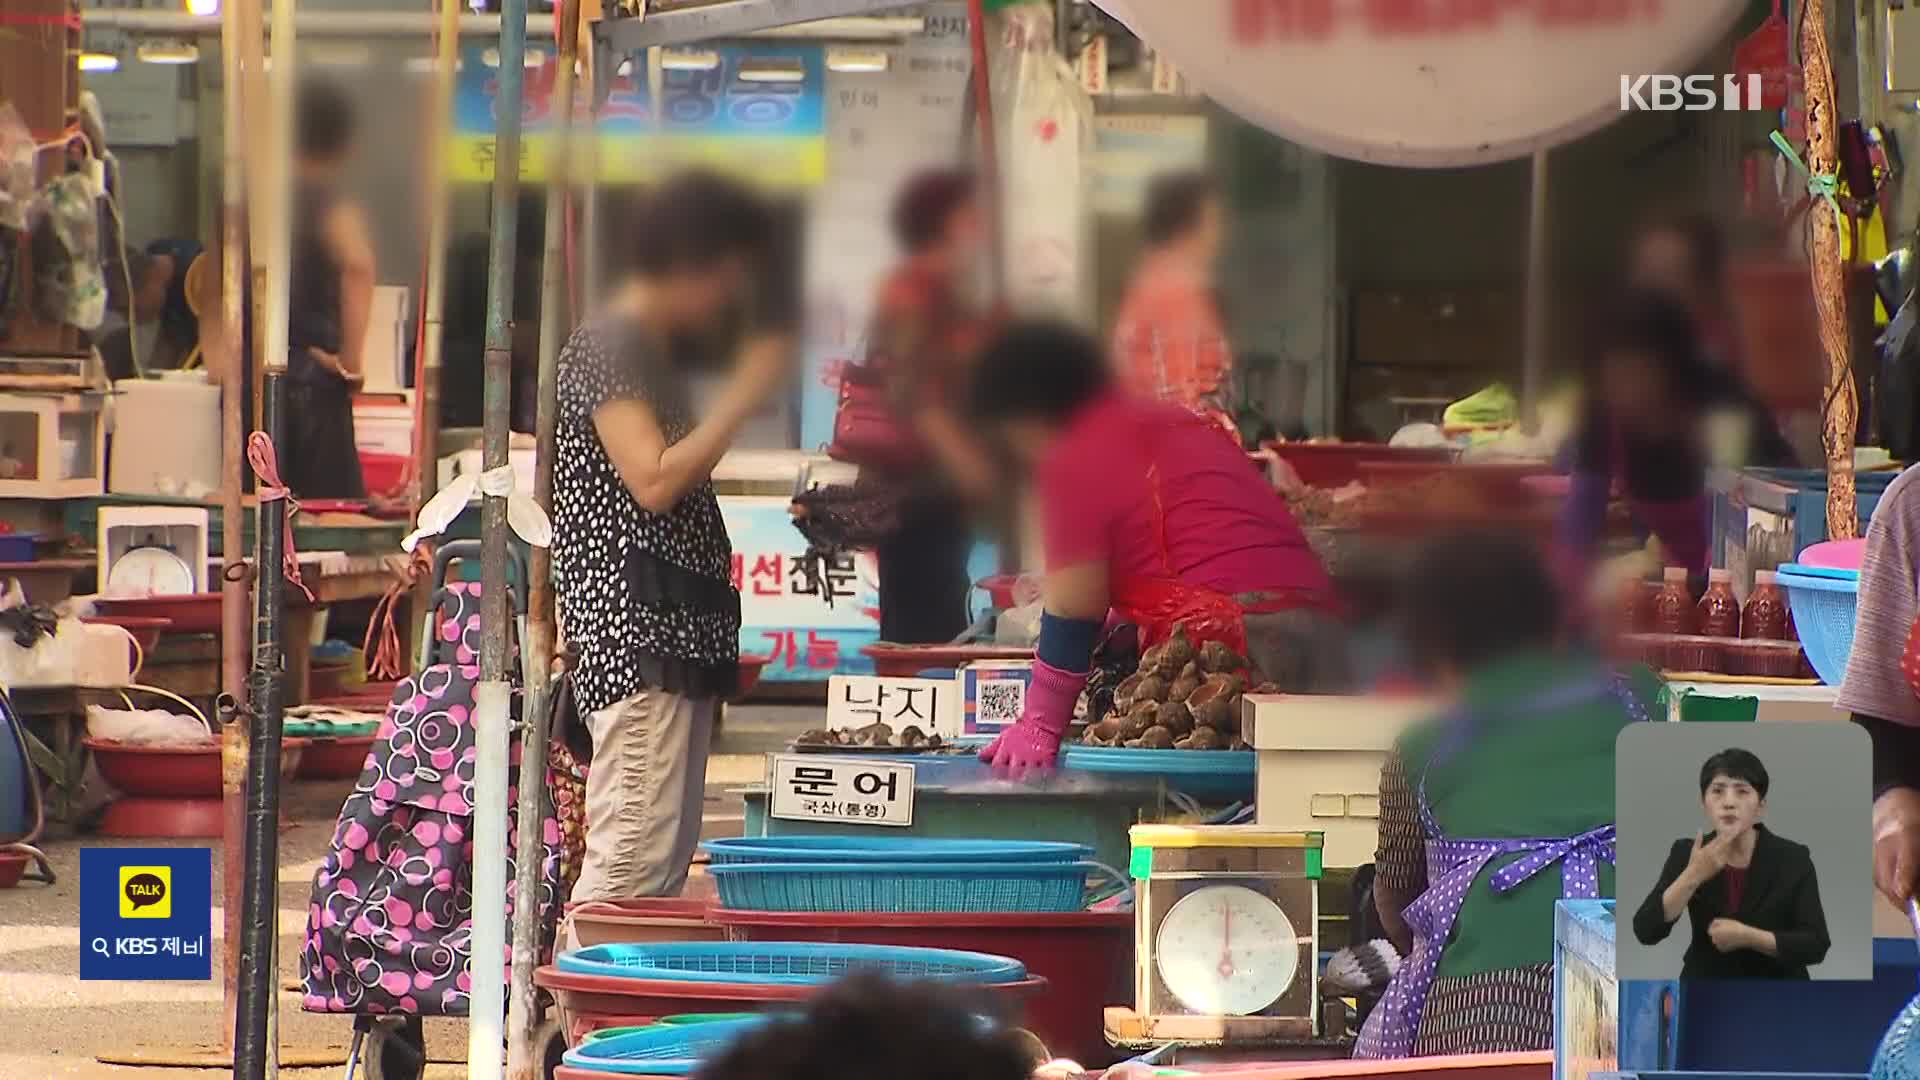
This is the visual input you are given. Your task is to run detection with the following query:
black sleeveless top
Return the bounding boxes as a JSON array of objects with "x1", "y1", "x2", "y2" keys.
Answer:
[{"x1": 287, "y1": 181, "x2": 343, "y2": 361}]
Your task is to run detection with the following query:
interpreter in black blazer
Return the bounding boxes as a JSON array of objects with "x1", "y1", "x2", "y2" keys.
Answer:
[{"x1": 1632, "y1": 748, "x2": 1831, "y2": 980}]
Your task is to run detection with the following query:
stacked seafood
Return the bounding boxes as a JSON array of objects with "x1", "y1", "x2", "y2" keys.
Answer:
[{"x1": 1081, "y1": 625, "x2": 1262, "y2": 751}]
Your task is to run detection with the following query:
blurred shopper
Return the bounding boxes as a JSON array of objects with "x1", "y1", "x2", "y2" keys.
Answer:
[
  {"x1": 555, "y1": 171, "x2": 789, "y2": 902},
  {"x1": 1113, "y1": 170, "x2": 1238, "y2": 441},
  {"x1": 1557, "y1": 291, "x2": 1793, "y2": 582},
  {"x1": 282, "y1": 79, "x2": 377, "y2": 500},
  {"x1": 1357, "y1": 532, "x2": 1656, "y2": 1058},
  {"x1": 1837, "y1": 464, "x2": 1920, "y2": 906},
  {"x1": 859, "y1": 169, "x2": 998, "y2": 645},
  {"x1": 1630, "y1": 212, "x2": 1742, "y2": 373},
  {"x1": 700, "y1": 973, "x2": 1035, "y2": 1080},
  {"x1": 969, "y1": 322, "x2": 1342, "y2": 779}
]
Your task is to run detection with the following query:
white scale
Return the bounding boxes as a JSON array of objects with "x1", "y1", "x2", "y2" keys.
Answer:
[{"x1": 1110, "y1": 824, "x2": 1322, "y2": 1047}]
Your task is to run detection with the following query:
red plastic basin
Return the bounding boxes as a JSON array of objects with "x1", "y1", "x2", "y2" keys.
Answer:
[
  {"x1": 92, "y1": 593, "x2": 223, "y2": 634},
  {"x1": 535, "y1": 966, "x2": 1045, "y2": 1028},
  {"x1": 860, "y1": 643, "x2": 1034, "y2": 678},
  {"x1": 712, "y1": 909, "x2": 1128, "y2": 1066},
  {"x1": 296, "y1": 735, "x2": 376, "y2": 780},
  {"x1": 1264, "y1": 442, "x2": 1451, "y2": 489},
  {"x1": 0, "y1": 851, "x2": 29, "y2": 888},
  {"x1": 86, "y1": 737, "x2": 307, "y2": 798}
]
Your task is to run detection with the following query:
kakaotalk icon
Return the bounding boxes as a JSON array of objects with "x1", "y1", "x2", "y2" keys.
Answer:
[{"x1": 1619, "y1": 74, "x2": 1768, "y2": 112}]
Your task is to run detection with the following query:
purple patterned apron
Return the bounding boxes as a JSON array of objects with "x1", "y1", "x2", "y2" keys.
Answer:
[{"x1": 1354, "y1": 676, "x2": 1649, "y2": 1059}]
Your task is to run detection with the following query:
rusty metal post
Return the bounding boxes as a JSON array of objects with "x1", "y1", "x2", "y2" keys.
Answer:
[{"x1": 506, "y1": 1, "x2": 581, "y2": 1073}]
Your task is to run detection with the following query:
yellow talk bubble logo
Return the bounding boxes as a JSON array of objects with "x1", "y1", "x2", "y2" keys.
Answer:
[{"x1": 119, "y1": 866, "x2": 171, "y2": 919}]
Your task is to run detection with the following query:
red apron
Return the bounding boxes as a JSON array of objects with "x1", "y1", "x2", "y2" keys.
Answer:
[{"x1": 1106, "y1": 416, "x2": 1331, "y2": 661}]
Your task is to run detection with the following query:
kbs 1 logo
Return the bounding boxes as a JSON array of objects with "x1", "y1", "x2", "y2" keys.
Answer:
[{"x1": 1620, "y1": 74, "x2": 1767, "y2": 112}]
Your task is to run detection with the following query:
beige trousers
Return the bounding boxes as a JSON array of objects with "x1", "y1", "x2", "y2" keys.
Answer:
[{"x1": 568, "y1": 688, "x2": 716, "y2": 904}]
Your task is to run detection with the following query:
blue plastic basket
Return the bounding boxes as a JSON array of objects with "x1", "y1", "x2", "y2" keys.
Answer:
[
  {"x1": 700, "y1": 836, "x2": 1092, "y2": 866},
  {"x1": 1777, "y1": 563, "x2": 1860, "y2": 685},
  {"x1": 562, "y1": 1016, "x2": 772, "y2": 1076},
  {"x1": 705, "y1": 859, "x2": 1108, "y2": 914},
  {"x1": 1059, "y1": 745, "x2": 1255, "y2": 803},
  {"x1": 554, "y1": 941, "x2": 1029, "y2": 985}
]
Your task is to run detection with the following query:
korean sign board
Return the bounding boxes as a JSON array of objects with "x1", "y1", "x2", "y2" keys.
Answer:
[
  {"x1": 451, "y1": 43, "x2": 826, "y2": 185},
  {"x1": 827, "y1": 675, "x2": 962, "y2": 738},
  {"x1": 1093, "y1": 0, "x2": 1748, "y2": 166},
  {"x1": 769, "y1": 754, "x2": 916, "y2": 827},
  {"x1": 722, "y1": 496, "x2": 880, "y2": 682}
]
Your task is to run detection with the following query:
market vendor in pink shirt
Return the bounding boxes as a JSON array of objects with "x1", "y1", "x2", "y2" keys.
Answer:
[{"x1": 969, "y1": 321, "x2": 1349, "y2": 778}]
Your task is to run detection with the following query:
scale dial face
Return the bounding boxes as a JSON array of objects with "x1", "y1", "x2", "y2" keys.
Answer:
[
  {"x1": 1154, "y1": 883, "x2": 1299, "y2": 1017},
  {"x1": 106, "y1": 546, "x2": 194, "y2": 598}
]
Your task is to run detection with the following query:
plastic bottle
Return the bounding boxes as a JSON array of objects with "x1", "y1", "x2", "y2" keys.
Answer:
[
  {"x1": 1653, "y1": 567, "x2": 1697, "y2": 636},
  {"x1": 1742, "y1": 569, "x2": 1789, "y2": 641},
  {"x1": 1616, "y1": 574, "x2": 1652, "y2": 635},
  {"x1": 1698, "y1": 568, "x2": 1741, "y2": 638}
]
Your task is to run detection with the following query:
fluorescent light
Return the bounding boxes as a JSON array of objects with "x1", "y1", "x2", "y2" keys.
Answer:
[
  {"x1": 79, "y1": 52, "x2": 121, "y2": 73},
  {"x1": 737, "y1": 57, "x2": 805, "y2": 83},
  {"x1": 660, "y1": 48, "x2": 719, "y2": 72},
  {"x1": 404, "y1": 55, "x2": 465, "y2": 75},
  {"x1": 137, "y1": 41, "x2": 200, "y2": 65},
  {"x1": 184, "y1": 0, "x2": 220, "y2": 15},
  {"x1": 826, "y1": 47, "x2": 889, "y2": 74},
  {"x1": 482, "y1": 46, "x2": 543, "y2": 68},
  {"x1": 309, "y1": 43, "x2": 370, "y2": 68}
]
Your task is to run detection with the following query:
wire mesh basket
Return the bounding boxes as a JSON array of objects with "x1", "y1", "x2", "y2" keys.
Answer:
[
  {"x1": 706, "y1": 860, "x2": 1108, "y2": 914},
  {"x1": 562, "y1": 1015, "x2": 772, "y2": 1076},
  {"x1": 553, "y1": 941, "x2": 1029, "y2": 986},
  {"x1": 700, "y1": 836, "x2": 1090, "y2": 866}
]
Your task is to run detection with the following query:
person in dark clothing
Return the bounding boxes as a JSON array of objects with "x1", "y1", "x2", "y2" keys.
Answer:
[
  {"x1": 863, "y1": 170, "x2": 995, "y2": 645},
  {"x1": 282, "y1": 78, "x2": 376, "y2": 499},
  {"x1": 1632, "y1": 749, "x2": 1831, "y2": 980},
  {"x1": 1557, "y1": 291, "x2": 1796, "y2": 581},
  {"x1": 698, "y1": 973, "x2": 1036, "y2": 1080}
]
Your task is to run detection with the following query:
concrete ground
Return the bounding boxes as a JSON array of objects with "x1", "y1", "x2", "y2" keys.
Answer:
[{"x1": 0, "y1": 702, "x2": 807, "y2": 1079}]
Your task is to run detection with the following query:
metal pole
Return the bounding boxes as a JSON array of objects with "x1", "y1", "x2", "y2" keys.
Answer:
[
  {"x1": 506, "y1": 0, "x2": 579, "y2": 1074},
  {"x1": 235, "y1": 0, "x2": 297, "y2": 1071},
  {"x1": 216, "y1": 0, "x2": 252, "y2": 1052},
  {"x1": 235, "y1": 375, "x2": 289, "y2": 1080},
  {"x1": 474, "y1": 0, "x2": 530, "y2": 1073},
  {"x1": 1521, "y1": 148, "x2": 1550, "y2": 427},
  {"x1": 412, "y1": 0, "x2": 463, "y2": 664}
]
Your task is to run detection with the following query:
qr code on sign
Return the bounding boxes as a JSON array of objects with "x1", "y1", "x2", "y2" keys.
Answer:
[{"x1": 977, "y1": 679, "x2": 1026, "y2": 728}]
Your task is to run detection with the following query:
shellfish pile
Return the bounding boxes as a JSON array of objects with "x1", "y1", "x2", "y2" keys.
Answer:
[{"x1": 1080, "y1": 624, "x2": 1264, "y2": 750}]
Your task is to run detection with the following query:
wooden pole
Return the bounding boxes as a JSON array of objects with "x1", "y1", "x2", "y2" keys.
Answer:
[
  {"x1": 411, "y1": 0, "x2": 463, "y2": 667},
  {"x1": 216, "y1": 0, "x2": 253, "y2": 1053},
  {"x1": 1802, "y1": 0, "x2": 1858, "y2": 540},
  {"x1": 506, "y1": 0, "x2": 580, "y2": 1075},
  {"x1": 966, "y1": 0, "x2": 1007, "y2": 303}
]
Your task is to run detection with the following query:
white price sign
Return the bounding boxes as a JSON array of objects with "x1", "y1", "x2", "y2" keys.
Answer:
[
  {"x1": 769, "y1": 755, "x2": 917, "y2": 828},
  {"x1": 827, "y1": 675, "x2": 961, "y2": 738}
]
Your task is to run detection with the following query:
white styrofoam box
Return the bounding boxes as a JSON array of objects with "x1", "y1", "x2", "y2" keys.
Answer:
[
  {"x1": 0, "y1": 618, "x2": 134, "y2": 689},
  {"x1": 353, "y1": 397, "x2": 416, "y2": 457},
  {"x1": 98, "y1": 505, "x2": 210, "y2": 597},
  {"x1": 0, "y1": 392, "x2": 106, "y2": 499},
  {"x1": 109, "y1": 377, "x2": 222, "y2": 498},
  {"x1": 713, "y1": 449, "x2": 858, "y2": 492},
  {"x1": 359, "y1": 286, "x2": 411, "y2": 395},
  {"x1": 1243, "y1": 693, "x2": 1435, "y2": 868}
]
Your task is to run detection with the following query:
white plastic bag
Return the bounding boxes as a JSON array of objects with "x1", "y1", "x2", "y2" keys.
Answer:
[{"x1": 86, "y1": 703, "x2": 212, "y2": 747}]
